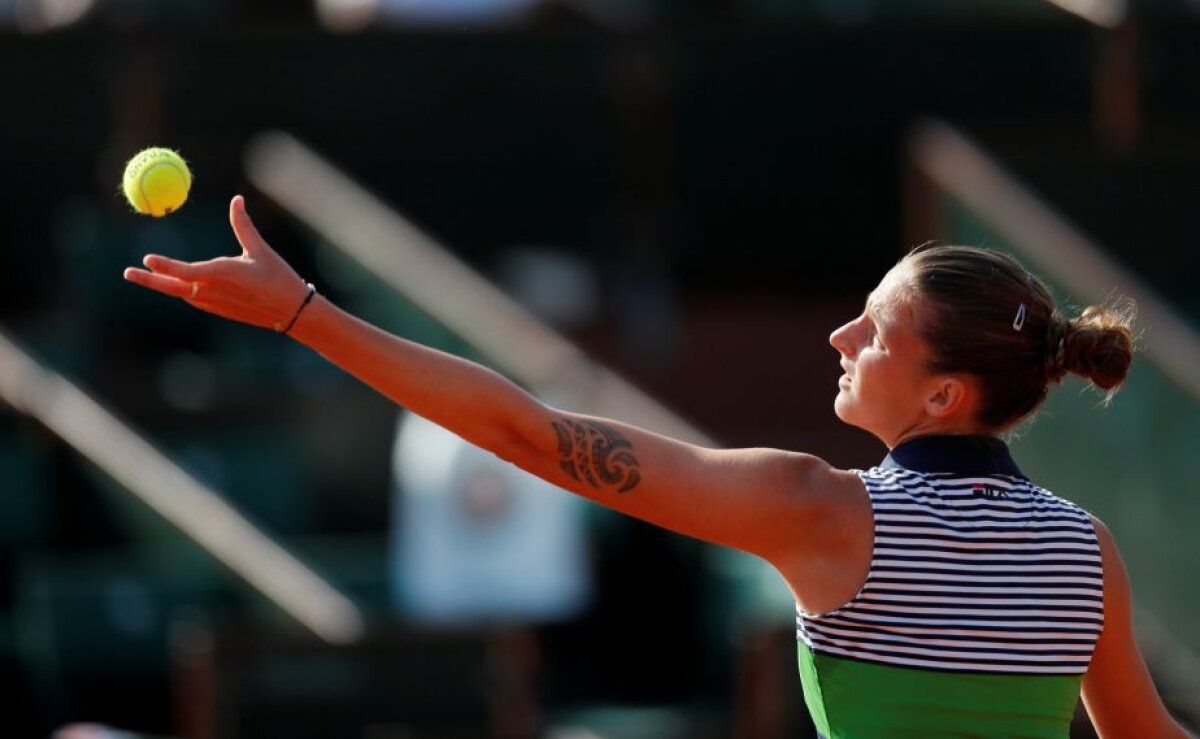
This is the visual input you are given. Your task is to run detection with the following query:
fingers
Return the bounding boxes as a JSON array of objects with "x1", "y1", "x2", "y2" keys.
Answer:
[
  {"x1": 229, "y1": 194, "x2": 269, "y2": 258},
  {"x1": 123, "y1": 267, "x2": 194, "y2": 300},
  {"x1": 140, "y1": 253, "x2": 212, "y2": 281}
]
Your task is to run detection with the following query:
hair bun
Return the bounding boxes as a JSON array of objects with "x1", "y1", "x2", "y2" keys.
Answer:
[{"x1": 1062, "y1": 303, "x2": 1136, "y2": 393}]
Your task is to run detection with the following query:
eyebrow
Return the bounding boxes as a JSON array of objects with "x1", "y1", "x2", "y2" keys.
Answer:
[
  {"x1": 865, "y1": 298, "x2": 893, "y2": 341},
  {"x1": 865, "y1": 296, "x2": 883, "y2": 325}
]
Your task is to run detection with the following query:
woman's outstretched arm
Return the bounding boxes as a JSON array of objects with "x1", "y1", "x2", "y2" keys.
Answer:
[{"x1": 123, "y1": 195, "x2": 862, "y2": 564}]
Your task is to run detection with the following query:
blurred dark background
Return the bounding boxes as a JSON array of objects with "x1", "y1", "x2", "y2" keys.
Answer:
[{"x1": 1, "y1": 0, "x2": 1198, "y2": 736}]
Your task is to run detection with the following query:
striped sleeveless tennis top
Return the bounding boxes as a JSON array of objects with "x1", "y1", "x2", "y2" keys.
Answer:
[{"x1": 796, "y1": 435, "x2": 1104, "y2": 738}]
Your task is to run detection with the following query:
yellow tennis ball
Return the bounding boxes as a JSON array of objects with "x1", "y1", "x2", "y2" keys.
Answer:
[{"x1": 122, "y1": 147, "x2": 191, "y2": 217}]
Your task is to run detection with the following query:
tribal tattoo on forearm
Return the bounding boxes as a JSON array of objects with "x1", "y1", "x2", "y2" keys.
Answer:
[{"x1": 552, "y1": 418, "x2": 642, "y2": 494}]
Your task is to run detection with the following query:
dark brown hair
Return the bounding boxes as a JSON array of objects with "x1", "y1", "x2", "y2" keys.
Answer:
[{"x1": 902, "y1": 244, "x2": 1136, "y2": 430}]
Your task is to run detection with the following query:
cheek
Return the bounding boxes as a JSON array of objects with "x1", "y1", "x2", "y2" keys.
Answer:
[
  {"x1": 844, "y1": 355, "x2": 896, "y2": 412},
  {"x1": 853, "y1": 354, "x2": 883, "y2": 389}
]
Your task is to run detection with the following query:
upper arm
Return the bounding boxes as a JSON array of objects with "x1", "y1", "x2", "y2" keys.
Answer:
[
  {"x1": 1082, "y1": 517, "x2": 1188, "y2": 738},
  {"x1": 498, "y1": 405, "x2": 860, "y2": 562}
]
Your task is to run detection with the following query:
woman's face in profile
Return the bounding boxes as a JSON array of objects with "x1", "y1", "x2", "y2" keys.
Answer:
[{"x1": 828, "y1": 264, "x2": 938, "y2": 447}]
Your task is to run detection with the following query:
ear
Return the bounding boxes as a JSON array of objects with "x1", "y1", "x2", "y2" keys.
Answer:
[{"x1": 923, "y1": 375, "x2": 975, "y2": 420}]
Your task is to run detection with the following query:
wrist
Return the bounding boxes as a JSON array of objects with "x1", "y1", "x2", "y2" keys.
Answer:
[
  {"x1": 284, "y1": 293, "x2": 331, "y2": 345},
  {"x1": 277, "y1": 282, "x2": 317, "y2": 335}
]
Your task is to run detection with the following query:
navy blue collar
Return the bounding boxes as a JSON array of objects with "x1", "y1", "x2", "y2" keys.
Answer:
[{"x1": 880, "y1": 435, "x2": 1027, "y2": 479}]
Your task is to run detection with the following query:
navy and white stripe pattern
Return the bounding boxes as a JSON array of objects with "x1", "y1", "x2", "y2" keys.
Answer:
[{"x1": 797, "y1": 437, "x2": 1104, "y2": 675}]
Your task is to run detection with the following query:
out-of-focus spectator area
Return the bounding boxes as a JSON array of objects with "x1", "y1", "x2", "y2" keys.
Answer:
[{"x1": 1, "y1": 1, "x2": 1199, "y2": 737}]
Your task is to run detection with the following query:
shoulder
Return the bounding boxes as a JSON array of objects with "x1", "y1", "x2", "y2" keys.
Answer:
[
  {"x1": 751, "y1": 449, "x2": 872, "y2": 542},
  {"x1": 701, "y1": 446, "x2": 862, "y2": 489},
  {"x1": 753, "y1": 451, "x2": 872, "y2": 611},
  {"x1": 752, "y1": 449, "x2": 869, "y2": 510},
  {"x1": 708, "y1": 447, "x2": 870, "y2": 556},
  {"x1": 1090, "y1": 514, "x2": 1116, "y2": 548},
  {"x1": 1089, "y1": 515, "x2": 1130, "y2": 604}
]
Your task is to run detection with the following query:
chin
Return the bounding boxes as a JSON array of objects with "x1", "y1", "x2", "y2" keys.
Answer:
[
  {"x1": 833, "y1": 393, "x2": 856, "y2": 425},
  {"x1": 834, "y1": 394, "x2": 877, "y2": 438}
]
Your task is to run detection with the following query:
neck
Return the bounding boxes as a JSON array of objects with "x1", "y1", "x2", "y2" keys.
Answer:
[
  {"x1": 885, "y1": 419, "x2": 990, "y2": 450},
  {"x1": 881, "y1": 434, "x2": 1026, "y2": 478}
]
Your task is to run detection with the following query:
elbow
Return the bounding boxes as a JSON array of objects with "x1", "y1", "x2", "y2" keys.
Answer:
[
  {"x1": 490, "y1": 428, "x2": 534, "y2": 467},
  {"x1": 486, "y1": 402, "x2": 554, "y2": 471}
]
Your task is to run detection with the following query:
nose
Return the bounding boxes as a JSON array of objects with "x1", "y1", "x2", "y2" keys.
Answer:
[{"x1": 829, "y1": 319, "x2": 856, "y2": 358}]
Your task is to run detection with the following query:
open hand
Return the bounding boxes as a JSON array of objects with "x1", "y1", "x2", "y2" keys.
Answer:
[{"x1": 123, "y1": 195, "x2": 312, "y2": 332}]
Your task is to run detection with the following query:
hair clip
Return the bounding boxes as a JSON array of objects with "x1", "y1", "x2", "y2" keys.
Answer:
[{"x1": 1013, "y1": 303, "x2": 1027, "y2": 331}]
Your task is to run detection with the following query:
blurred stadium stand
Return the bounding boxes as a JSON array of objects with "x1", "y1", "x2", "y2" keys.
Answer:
[
  {"x1": 1, "y1": 2, "x2": 1198, "y2": 736},
  {"x1": 172, "y1": 620, "x2": 541, "y2": 739}
]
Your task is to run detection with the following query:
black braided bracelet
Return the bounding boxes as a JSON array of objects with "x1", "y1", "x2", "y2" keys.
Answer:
[{"x1": 279, "y1": 282, "x2": 317, "y2": 335}]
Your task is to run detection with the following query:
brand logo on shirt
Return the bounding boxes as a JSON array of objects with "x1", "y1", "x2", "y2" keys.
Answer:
[{"x1": 972, "y1": 484, "x2": 1008, "y2": 499}]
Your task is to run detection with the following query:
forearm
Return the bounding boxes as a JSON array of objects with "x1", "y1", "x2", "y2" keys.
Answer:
[{"x1": 288, "y1": 294, "x2": 545, "y2": 457}]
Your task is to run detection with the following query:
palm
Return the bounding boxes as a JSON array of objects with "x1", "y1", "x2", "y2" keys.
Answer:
[{"x1": 123, "y1": 195, "x2": 311, "y2": 331}]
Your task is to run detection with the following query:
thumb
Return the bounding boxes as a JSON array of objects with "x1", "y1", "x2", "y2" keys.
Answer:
[{"x1": 229, "y1": 194, "x2": 270, "y2": 258}]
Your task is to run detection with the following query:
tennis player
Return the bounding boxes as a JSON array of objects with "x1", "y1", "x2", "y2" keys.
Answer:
[{"x1": 125, "y1": 195, "x2": 1189, "y2": 737}]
